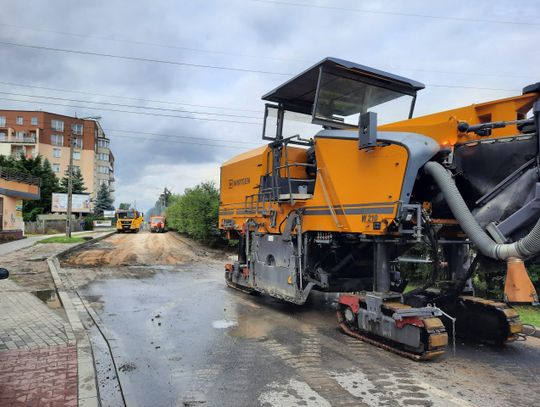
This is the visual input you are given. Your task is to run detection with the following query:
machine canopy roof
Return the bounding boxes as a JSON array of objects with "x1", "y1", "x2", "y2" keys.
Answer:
[{"x1": 261, "y1": 57, "x2": 425, "y2": 116}]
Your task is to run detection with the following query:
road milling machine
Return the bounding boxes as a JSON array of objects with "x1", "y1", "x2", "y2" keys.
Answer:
[{"x1": 219, "y1": 57, "x2": 540, "y2": 359}]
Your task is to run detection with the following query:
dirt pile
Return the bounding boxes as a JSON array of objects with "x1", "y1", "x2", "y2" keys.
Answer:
[{"x1": 63, "y1": 232, "x2": 195, "y2": 267}]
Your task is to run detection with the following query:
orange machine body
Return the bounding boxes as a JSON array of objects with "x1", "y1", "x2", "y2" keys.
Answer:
[{"x1": 219, "y1": 93, "x2": 539, "y2": 237}]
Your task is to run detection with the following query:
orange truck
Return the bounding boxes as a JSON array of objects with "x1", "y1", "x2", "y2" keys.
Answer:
[{"x1": 149, "y1": 216, "x2": 166, "y2": 233}]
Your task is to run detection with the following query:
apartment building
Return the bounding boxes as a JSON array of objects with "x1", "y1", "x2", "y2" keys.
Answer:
[{"x1": 0, "y1": 110, "x2": 115, "y2": 202}]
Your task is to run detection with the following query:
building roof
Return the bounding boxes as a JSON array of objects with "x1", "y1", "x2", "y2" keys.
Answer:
[
  {"x1": 0, "y1": 109, "x2": 99, "y2": 122},
  {"x1": 261, "y1": 57, "x2": 425, "y2": 115}
]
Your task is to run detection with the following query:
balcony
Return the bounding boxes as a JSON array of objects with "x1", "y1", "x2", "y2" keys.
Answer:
[{"x1": 0, "y1": 134, "x2": 37, "y2": 144}]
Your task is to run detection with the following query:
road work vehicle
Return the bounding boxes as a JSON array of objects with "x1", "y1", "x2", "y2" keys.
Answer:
[
  {"x1": 149, "y1": 215, "x2": 166, "y2": 233},
  {"x1": 219, "y1": 57, "x2": 539, "y2": 360},
  {"x1": 115, "y1": 209, "x2": 144, "y2": 233}
]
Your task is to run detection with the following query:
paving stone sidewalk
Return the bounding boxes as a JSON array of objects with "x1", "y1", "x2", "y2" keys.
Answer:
[{"x1": 0, "y1": 276, "x2": 78, "y2": 406}]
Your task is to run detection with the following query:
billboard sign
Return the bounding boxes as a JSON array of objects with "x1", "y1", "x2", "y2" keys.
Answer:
[
  {"x1": 93, "y1": 219, "x2": 112, "y2": 227},
  {"x1": 103, "y1": 210, "x2": 116, "y2": 218},
  {"x1": 52, "y1": 193, "x2": 91, "y2": 213}
]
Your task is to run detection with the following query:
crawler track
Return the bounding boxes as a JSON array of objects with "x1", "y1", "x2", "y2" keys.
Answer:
[
  {"x1": 336, "y1": 307, "x2": 446, "y2": 361},
  {"x1": 225, "y1": 276, "x2": 256, "y2": 295},
  {"x1": 438, "y1": 295, "x2": 523, "y2": 344}
]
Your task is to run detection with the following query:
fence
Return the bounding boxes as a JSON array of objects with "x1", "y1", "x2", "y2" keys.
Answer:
[
  {"x1": 25, "y1": 219, "x2": 85, "y2": 235},
  {"x1": 0, "y1": 167, "x2": 41, "y2": 186}
]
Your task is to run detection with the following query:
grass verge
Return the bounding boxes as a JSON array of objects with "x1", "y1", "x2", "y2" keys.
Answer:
[
  {"x1": 37, "y1": 236, "x2": 86, "y2": 244},
  {"x1": 514, "y1": 305, "x2": 540, "y2": 327}
]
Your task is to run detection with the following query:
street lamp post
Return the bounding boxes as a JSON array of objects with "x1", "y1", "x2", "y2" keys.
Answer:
[{"x1": 65, "y1": 133, "x2": 74, "y2": 238}]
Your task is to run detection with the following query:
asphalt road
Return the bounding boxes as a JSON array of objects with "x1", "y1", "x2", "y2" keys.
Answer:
[{"x1": 62, "y1": 232, "x2": 540, "y2": 407}]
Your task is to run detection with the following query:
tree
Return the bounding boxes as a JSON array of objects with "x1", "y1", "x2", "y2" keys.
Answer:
[
  {"x1": 93, "y1": 182, "x2": 115, "y2": 216},
  {"x1": 146, "y1": 187, "x2": 172, "y2": 218},
  {"x1": 0, "y1": 155, "x2": 16, "y2": 169},
  {"x1": 3, "y1": 155, "x2": 61, "y2": 221},
  {"x1": 118, "y1": 202, "x2": 131, "y2": 210},
  {"x1": 20, "y1": 156, "x2": 58, "y2": 220},
  {"x1": 166, "y1": 182, "x2": 220, "y2": 245},
  {"x1": 35, "y1": 158, "x2": 61, "y2": 219},
  {"x1": 59, "y1": 167, "x2": 87, "y2": 194}
]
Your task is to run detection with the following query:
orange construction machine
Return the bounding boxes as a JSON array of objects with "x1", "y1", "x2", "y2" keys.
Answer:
[
  {"x1": 219, "y1": 57, "x2": 539, "y2": 359},
  {"x1": 149, "y1": 216, "x2": 166, "y2": 233}
]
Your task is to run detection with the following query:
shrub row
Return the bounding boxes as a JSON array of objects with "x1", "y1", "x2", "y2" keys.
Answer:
[{"x1": 165, "y1": 182, "x2": 222, "y2": 246}]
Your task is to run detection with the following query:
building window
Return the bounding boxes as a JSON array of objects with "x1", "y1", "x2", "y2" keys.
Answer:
[
  {"x1": 52, "y1": 164, "x2": 60, "y2": 173},
  {"x1": 71, "y1": 123, "x2": 83, "y2": 135},
  {"x1": 15, "y1": 131, "x2": 25, "y2": 140},
  {"x1": 73, "y1": 151, "x2": 81, "y2": 160},
  {"x1": 51, "y1": 134, "x2": 64, "y2": 146},
  {"x1": 0, "y1": 132, "x2": 6, "y2": 141},
  {"x1": 98, "y1": 165, "x2": 109, "y2": 174},
  {"x1": 16, "y1": 116, "x2": 23, "y2": 125},
  {"x1": 99, "y1": 179, "x2": 109, "y2": 186},
  {"x1": 98, "y1": 138, "x2": 109, "y2": 148},
  {"x1": 51, "y1": 119, "x2": 64, "y2": 131},
  {"x1": 98, "y1": 153, "x2": 109, "y2": 161},
  {"x1": 0, "y1": 116, "x2": 5, "y2": 127},
  {"x1": 53, "y1": 148, "x2": 61, "y2": 158},
  {"x1": 73, "y1": 137, "x2": 83, "y2": 149},
  {"x1": 31, "y1": 116, "x2": 38, "y2": 125}
]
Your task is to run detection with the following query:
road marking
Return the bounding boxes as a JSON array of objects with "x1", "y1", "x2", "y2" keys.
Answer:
[
  {"x1": 211, "y1": 320, "x2": 237, "y2": 329},
  {"x1": 331, "y1": 369, "x2": 477, "y2": 407},
  {"x1": 417, "y1": 381, "x2": 477, "y2": 407},
  {"x1": 259, "y1": 379, "x2": 331, "y2": 407},
  {"x1": 330, "y1": 371, "x2": 380, "y2": 406}
]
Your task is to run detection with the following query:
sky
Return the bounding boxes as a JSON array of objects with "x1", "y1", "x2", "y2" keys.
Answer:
[{"x1": 0, "y1": 0, "x2": 538, "y2": 213}]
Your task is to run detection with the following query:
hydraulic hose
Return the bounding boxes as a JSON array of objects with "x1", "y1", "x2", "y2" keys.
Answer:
[{"x1": 424, "y1": 161, "x2": 540, "y2": 260}]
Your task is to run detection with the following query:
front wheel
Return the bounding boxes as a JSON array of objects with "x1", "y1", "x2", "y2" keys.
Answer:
[{"x1": 134, "y1": 228, "x2": 140, "y2": 233}]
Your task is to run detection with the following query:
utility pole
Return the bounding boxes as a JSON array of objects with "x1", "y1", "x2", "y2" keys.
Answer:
[{"x1": 65, "y1": 133, "x2": 74, "y2": 238}]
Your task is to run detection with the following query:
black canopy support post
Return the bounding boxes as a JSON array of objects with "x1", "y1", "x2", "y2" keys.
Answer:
[
  {"x1": 409, "y1": 94, "x2": 417, "y2": 119},
  {"x1": 276, "y1": 105, "x2": 285, "y2": 141}
]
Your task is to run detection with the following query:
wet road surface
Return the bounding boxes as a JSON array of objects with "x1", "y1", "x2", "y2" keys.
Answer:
[{"x1": 64, "y1": 233, "x2": 540, "y2": 407}]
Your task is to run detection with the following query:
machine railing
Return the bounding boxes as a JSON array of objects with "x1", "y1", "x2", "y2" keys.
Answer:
[{"x1": 264, "y1": 161, "x2": 316, "y2": 202}]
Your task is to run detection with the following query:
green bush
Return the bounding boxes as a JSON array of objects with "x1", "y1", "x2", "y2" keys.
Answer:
[
  {"x1": 166, "y1": 182, "x2": 222, "y2": 246},
  {"x1": 526, "y1": 264, "x2": 540, "y2": 293}
]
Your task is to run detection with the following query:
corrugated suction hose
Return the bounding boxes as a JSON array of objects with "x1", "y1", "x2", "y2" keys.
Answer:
[{"x1": 424, "y1": 161, "x2": 540, "y2": 260}]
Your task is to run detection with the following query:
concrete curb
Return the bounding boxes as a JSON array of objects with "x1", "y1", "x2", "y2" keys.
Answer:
[
  {"x1": 56, "y1": 230, "x2": 116, "y2": 260},
  {"x1": 46, "y1": 231, "x2": 115, "y2": 407},
  {"x1": 48, "y1": 257, "x2": 99, "y2": 407},
  {"x1": 523, "y1": 324, "x2": 540, "y2": 338}
]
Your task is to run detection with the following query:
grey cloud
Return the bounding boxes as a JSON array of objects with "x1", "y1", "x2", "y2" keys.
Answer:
[{"x1": 0, "y1": 0, "x2": 539, "y2": 210}]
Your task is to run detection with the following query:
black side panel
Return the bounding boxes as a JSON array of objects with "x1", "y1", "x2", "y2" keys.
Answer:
[
  {"x1": 452, "y1": 135, "x2": 538, "y2": 204},
  {"x1": 452, "y1": 135, "x2": 539, "y2": 238}
]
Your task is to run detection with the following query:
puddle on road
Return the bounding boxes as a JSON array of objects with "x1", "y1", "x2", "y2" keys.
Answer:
[
  {"x1": 228, "y1": 313, "x2": 272, "y2": 339},
  {"x1": 32, "y1": 289, "x2": 62, "y2": 310},
  {"x1": 128, "y1": 265, "x2": 177, "y2": 271}
]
